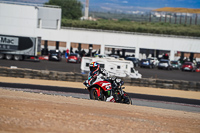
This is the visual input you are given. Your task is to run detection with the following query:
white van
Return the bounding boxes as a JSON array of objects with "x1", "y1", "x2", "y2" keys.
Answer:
[{"x1": 81, "y1": 57, "x2": 142, "y2": 79}]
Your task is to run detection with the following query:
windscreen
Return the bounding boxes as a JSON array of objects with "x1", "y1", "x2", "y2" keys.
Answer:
[
  {"x1": 141, "y1": 59, "x2": 148, "y2": 62},
  {"x1": 131, "y1": 68, "x2": 135, "y2": 73},
  {"x1": 171, "y1": 61, "x2": 178, "y2": 64},
  {"x1": 50, "y1": 51, "x2": 59, "y2": 55},
  {"x1": 70, "y1": 54, "x2": 77, "y2": 57},
  {"x1": 184, "y1": 63, "x2": 192, "y2": 65},
  {"x1": 160, "y1": 61, "x2": 168, "y2": 63}
]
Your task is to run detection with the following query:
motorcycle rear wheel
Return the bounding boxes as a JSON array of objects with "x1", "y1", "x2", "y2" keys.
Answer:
[{"x1": 122, "y1": 92, "x2": 132, "y2": 105}]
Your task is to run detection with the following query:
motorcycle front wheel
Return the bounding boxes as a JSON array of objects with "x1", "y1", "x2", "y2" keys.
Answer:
[
  {"x1": 90, "y1": 88, "x2": 106, "y2": 101},
  {"x1": 90, "y1": 88, "x2": 99, "y2": 100}
]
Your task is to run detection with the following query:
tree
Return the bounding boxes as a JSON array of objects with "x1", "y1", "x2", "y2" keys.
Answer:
[{"x1": 45, "y1": 0, "x2": 83, "y2": 20}]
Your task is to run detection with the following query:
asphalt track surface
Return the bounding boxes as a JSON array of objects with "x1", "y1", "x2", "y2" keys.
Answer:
[
  {"x1": 0, "y1": 82, "x2": 200, "y2": 112},
  {"x1": 0, "y1": 58, "x2": 200, "y2": 82}
]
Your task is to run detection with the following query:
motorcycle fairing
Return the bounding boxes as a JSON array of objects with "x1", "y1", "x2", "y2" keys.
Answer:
[
  {"x1": 93, "y1": 81, "x2": 112, "y2": 91},
  {"x1": 94, "y1": 87, "x2": 101, "y2": 97}
]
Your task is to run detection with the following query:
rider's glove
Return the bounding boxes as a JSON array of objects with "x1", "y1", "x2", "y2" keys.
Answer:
[
  {"x1": 83, "y1": 80, "x2": 89, "y2": 87},
  {"x1": 86, "y1": 84, "x2": 89, "y2": 87}
]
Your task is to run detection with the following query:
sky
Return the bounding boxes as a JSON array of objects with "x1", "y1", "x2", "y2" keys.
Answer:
[
  {"x1": 2, "y1": 0, "x2": 200, "y2": 12},
  {"x1": 79, "y1": 0, "x2": 200, "y2": 12}
]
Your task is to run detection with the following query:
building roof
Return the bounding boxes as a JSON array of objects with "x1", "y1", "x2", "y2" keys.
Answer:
[{"x1": 153, "y1": 7, "x2": 200, "y2": 14}]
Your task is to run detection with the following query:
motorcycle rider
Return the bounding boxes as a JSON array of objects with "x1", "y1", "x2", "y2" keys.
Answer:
[
  {"x1": 84, "y1": 62, "x2": 121, "y2": 101},
  {"x1": 84, "y1": 62, "x2": 109, "y2": 87},
  {"x1": 84, "y1": 61, "x2": 129, "y2": 103}
]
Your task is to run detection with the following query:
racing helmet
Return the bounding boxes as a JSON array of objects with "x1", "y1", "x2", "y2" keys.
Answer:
[{"x1": 89, "y1": 62, "x2": 100, "y2": 73}]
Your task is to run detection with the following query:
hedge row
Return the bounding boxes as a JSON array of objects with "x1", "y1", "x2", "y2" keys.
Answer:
[{"x1": 61, "y1": 19, "x2": 200, "y2": 37}]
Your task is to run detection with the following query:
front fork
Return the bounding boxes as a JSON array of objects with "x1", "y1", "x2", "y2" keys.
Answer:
[
  {"x1": 94, "y1": 87, "x2": 101, "y2": 97},
  {"x1": 113, "y1": 86, "x2": 125, "y2": 101},
  {"x1": 88, "y1": 87, "x2": 113, "y2": 101}
]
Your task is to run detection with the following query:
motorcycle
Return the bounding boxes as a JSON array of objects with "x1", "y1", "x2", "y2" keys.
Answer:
[{"x1": 83, "y1": 76, "x2": 132, "y2": 104}]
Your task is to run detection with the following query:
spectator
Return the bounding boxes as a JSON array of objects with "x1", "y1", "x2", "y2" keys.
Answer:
[{"x1": 65, "y1": 49, "x2": 69, "y2": 58}]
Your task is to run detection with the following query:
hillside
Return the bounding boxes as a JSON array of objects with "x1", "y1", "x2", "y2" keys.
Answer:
[{"x1": 153, "y1": 7, "x2": 200, "y2": 14}]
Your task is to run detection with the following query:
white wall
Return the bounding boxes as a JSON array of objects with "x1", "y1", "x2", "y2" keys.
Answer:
[
  {"x1": 0, "y1": 3, "x2": 37, "y2": 37},
  {"x1": 38, "y1": 7, "x2": 61, "y2": 29},
  {"x1": 37, "y1": 28, "x2": 200, "y2": 53}
]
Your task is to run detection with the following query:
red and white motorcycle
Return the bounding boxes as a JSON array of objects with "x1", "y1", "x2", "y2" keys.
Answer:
[{"x1": 83, "y1": 76, "x2": 132, "y2": 104}]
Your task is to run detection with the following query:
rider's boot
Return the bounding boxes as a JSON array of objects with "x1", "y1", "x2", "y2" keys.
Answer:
[
  {"x1": 106, "y1": 96, "x2": 115, "y2": 102},
  {"x1": 122, "y1": 94, "x2": 129, "y2": 103}
]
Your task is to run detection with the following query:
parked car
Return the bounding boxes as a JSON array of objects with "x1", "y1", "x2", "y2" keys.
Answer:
[
  {"x1": 140, "y1": 59, "x2": 155, "y2": 68},
  {"x1": 148, "y1": 57, "x2": 159, "y2": 67},
  {"x1": 196, "y1": 61, "x2": 200, "y2": 68},
  {"x1": 171, "y1": 60, "x2": 181, "y2": 70},
  {"x1": 181, "y1": 62, "x2": 196, "y2": 72},
  {"x1": 67, "y1": 53, "x2": 81, "y2": 63},
  {"x1": 109, "y1": 54, "x2": 120, "y2": 59},
  {"x1": 48, "y1": 50, "x2": 62, "y2": 61},
  {"x1": 125, "y1": 57, "x2": 140, "y2": 67},
  {"x1": 97, "y1": 54, "x2": 109, "y2": 58},
  {"x1": 157, "y1": 59, "x2": 172, "y2": 70},
  {"x1": 196, "y1": 62, "x2": 200, "y2": 72}
]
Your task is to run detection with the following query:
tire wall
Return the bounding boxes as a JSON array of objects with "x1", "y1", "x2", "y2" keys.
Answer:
[{"x1": 0, "y1": 66, "x2": 199, "y2": 91}]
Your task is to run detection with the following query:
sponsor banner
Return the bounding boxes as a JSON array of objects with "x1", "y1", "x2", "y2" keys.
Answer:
[
  {"x1": 0, "y1": 44, "x2": 18, "y2": 50},
  {"x1": 0, "y1": 36, "x2": 19, "y2": 45},
  {"x1": 0, "y1": 36, "x2": 19, "y2": 50}
]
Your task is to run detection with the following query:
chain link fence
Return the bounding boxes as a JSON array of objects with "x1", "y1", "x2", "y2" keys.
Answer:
[{"x1": 90, "y1": 11, "x2": 200, "y2": 25}]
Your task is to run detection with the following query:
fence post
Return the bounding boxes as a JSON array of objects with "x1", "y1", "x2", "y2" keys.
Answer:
[
  {"x1": 185, "y1": 13, "x2": 187, "y2": 25},
  {"x1": 149, "y1": 12, "x2": 151, "y2": 22},
  {"x1": 175, "y1": 13, "x2": 177, "y2": 24},
  {"x1": 195, "y1": 14, "x2": 198, "y2": 25},
  {"x1": 160, "y1": 12, "x2": 162, "y2": 22},
  {"x1": 179, "y1": 13, "x2": 182, "y2": 24}
]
